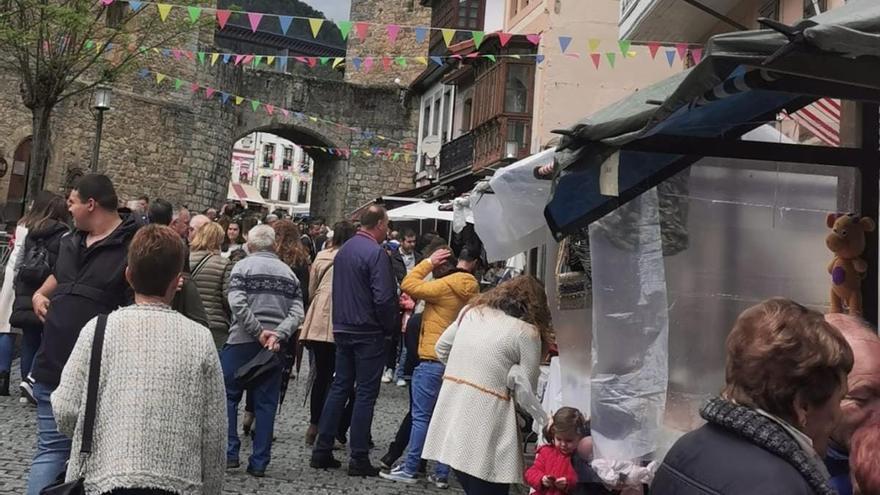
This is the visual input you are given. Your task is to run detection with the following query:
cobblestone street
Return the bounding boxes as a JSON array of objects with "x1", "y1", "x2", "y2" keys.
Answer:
[{"x1": 0, "y1": 360, "x2": 460, "y2": 494}]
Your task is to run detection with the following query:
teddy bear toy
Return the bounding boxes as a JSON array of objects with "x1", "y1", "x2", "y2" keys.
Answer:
[{"x1": 826, "y1": 213, "x2": 876, "y2": 316}]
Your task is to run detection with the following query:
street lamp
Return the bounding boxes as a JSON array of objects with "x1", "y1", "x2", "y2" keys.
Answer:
[
  {"x1": 425, "y1": 159, "x2": 439, "y2": 182},
  {"x1": 89, "y1": 85, "x2": 113, "y2": 173}
]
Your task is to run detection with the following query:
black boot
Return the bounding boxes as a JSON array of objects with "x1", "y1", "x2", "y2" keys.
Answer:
[{"x1": 0, "y1": 371, "x2": 9, "y2": 396}]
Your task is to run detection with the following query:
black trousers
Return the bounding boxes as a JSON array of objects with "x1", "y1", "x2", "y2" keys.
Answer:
[
  {"x1": 455, "y1": 470, "x2": 509, "y2": 495},
  {"x1": 102, "y1": 489, "x2": 177, "y2": 495},
  {"x1": 308, "y1": 341, "x2": 336, "y2": 426}
]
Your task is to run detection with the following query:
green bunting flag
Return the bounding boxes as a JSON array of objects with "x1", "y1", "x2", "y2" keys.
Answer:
[
  {"x1": 250, "y1": 100, "x2": 260, "y2": 111},
  {"x1": 187, "y1": 6, "x2": 201, "y2": 23},
  {"x1": 337, "y1": 21, "x2": 352, "y2": 40}
]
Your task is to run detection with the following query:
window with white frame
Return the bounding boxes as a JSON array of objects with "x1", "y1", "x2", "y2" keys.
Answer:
[{"x1": 416, "y1": 84, "x2": 456, "y2": 171}]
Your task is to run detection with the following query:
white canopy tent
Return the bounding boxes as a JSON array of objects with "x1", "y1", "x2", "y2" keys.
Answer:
[{"x1": 387, "y1": 201, "x2": 472, "y2": 223}]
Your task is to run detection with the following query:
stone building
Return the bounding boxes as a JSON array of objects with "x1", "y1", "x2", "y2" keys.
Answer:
[
  {"x1": 0, "y1": 0, "x2": 423, "y2": 228},
  {"x1": 232, "y1": 132, "x2": 314, "y2": 217}
]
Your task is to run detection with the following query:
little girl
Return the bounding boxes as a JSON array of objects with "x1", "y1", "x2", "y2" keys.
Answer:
[{"x1": 525, "y1": 407, "x2": 587, "y2": 495}]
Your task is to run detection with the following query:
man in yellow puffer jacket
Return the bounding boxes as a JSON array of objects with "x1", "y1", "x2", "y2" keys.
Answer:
[{"x1": 380, "y1": 246, "x2": 479, "y2": 487}]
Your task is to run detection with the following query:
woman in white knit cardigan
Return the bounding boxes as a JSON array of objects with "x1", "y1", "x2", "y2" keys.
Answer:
[
  {"x1": 422, "y1": 276, "x2": 552, "y2": 495},
  {"x1": 52, "y1": 225, "x2": 227, "y2": 495}
]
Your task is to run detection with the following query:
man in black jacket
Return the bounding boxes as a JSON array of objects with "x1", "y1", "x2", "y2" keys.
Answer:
[{"x1": 26, "y1": 175, "x2": 140, "y2": 495}]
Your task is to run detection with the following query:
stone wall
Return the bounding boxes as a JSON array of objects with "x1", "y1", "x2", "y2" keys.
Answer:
[{"x1": 345, "y1": 0, "x2": 432, "y2": 87}]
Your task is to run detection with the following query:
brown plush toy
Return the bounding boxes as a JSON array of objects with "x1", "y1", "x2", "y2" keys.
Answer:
[{"x1": 826, "y1": 213, "x2": 876, "y2": 316}]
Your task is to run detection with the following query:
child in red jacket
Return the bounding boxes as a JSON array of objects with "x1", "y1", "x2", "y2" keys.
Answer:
[{"x1": 525, "y1": 407, "x2": 588, "y2": 495}]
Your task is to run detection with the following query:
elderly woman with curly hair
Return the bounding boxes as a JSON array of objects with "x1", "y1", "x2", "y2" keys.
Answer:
[
  {"x1": 652, "y1": 298, "x2": 854, "y2": 495},
  {"x1": 422, "y1": 275, "x2": 552, "y2": 495}
]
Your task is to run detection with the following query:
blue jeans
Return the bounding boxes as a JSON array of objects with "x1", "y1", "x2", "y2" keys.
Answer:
[
  {"x1": 220, "y1": 342, "x2": 282, "y2": 472},
  {"x1": 26, "y1": 382, "x2": 72, "y2": 495},
  {"x1": 0, "y1": 333, "x2": 14, "y2": 373},
  {"x1": 21, "y1": 327, "x2": 42, "y2": 380},
  {"x1": 314, "y1": 332, "x2": 385, "y2": 463},
  {"x1": 395, "y1": 345, "x2": 409, "y2": 382},
  {"x1": 403, "y1": 361, "x2": 449, "y2": 479}
]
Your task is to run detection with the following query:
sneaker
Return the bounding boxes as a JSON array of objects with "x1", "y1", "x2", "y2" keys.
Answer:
[
  {"x1": 428, "y1": 474, "x2": 450, "y2": 489},
  {"x1": 381, "y1": 368, "x2": 393, "y2": 383},
  {"x1": 226, "y1": 459, "x2": 240, "y2": 469},
  {"x1": 348, "y1": 462, "x2": 381, "y2": 477},
  {"x1": 396, "y1": 378, "x2": 407, "y2": 387},
  {"x1": 379, "y1": 452, "x2": 397, "y2": 470},
  {"x1": 379, "y1": 466, "x2": 417, "y2": 484},
  {"x1": 20, "y1": 380, "x2": 36, "y2": 405}
]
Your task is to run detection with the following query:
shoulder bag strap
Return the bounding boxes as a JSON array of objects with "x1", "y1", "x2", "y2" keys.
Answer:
[
  {"x1": 80, "y1": 314, "x2": 108, "y2": 454},
  {"x1": 191, "y1": 254, "x2": 214, "y2": 279}
]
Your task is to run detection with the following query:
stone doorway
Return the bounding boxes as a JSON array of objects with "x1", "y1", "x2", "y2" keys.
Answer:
[{"x1": 5, "y1": 136, "x2": 32, "y2": 224}]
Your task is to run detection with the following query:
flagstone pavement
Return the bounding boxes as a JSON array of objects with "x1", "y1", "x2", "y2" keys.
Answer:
[{"x1": 0, "y1": 358, "x2": 463, "y2": 494}]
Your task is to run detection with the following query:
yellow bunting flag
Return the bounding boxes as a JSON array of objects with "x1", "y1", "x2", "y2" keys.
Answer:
[
  {"x1": 309, "y1": 18, "x2": 324, "y2": 38},
  {"x1": 157, "y1": 3, "x2": 172, "y2": 21},
  {"x1": 156, "y1": 73, "x2": 166, "y2": 83},
  {"x1": 267, "y1": 56, "x2": 275, "y2": 65},
  {"x1": 332, "y1": 57, "x2": 344, "y2": 68},
  {"x1": 442, "y1": 29, "x2": 456, "y2": 47},
  {"x1": 234, "y1": 96, "x2": 244, "y2": 105},
  {"x1": 588, "y1": 38, "x2": 601, "y2": 52},
  {"x1": 415, "y1": 56, "x2": 428, "y2": 66},
  {"x1": 309, "y1": 116, "x2": 318, "y2": 122},
  {"x1": 211, "y1": 52, "x2": 219, "y2": 65}
]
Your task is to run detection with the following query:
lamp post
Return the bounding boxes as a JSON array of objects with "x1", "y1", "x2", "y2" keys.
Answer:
[
  {"x1": 89, "y1": 85, "x2": 113, "y2": 173},
  {"x1": 425, "y1": 158, "x2": 439, "y2": 182}
]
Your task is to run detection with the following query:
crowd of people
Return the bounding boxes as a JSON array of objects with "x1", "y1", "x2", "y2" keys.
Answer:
[{"x1": 0, "y1": 173, "x2": 879, "y2": 495}]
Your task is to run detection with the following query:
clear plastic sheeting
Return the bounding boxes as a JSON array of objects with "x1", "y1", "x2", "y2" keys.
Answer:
[
  {"x1": 589, "y1": 187, "x2": 669, "y2": 463},
  {"x1": 472, "y1": 149, "x2": 555, "y2": 262}
]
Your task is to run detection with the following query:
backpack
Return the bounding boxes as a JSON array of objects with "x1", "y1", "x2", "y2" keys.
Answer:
[{"x1": 17, "y1": 239, "x2": 52, "y2": 288}]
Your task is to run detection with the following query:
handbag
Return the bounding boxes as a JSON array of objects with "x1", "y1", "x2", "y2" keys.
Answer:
[
  {"x1": 234, "y1": 348, "x2": 283, "y2": 388},
  {"x1": 556, "y1": 237, "x2": 589, "y2": 310},
  {"x1": 40, "y1": 314, "x2": 108, "y2": 495}
]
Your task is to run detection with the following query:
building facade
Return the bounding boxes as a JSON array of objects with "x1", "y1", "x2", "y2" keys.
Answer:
[{"x1": 232, "y1": 132, "x2": 314, "y2": 216}]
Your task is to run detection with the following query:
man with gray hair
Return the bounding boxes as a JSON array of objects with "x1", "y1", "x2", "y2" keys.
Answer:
[{"x1": 222, "y1": 224, "x2": 304, "y2": 478}]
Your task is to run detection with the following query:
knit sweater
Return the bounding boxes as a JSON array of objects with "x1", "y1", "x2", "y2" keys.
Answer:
[{"x1": 51, "y1": 305, "x2": 227, "y2": 495}]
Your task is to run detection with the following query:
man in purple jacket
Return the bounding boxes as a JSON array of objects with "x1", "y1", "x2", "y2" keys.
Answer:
[{"x1": 311, "y1": 205, "x2": 398, "y2": 476}]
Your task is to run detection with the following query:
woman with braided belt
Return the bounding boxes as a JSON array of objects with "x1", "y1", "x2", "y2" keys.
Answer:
[
  {"x1": 653, "y1": 298, "x2": 853, "y2": 495},
  {"x1": 422, "y1": 276, "x2": 552, "y2": 495}
]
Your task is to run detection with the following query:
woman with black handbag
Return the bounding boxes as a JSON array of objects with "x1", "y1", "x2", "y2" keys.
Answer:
[{"x1": 50, "y1": 225, "x2": 226, "y2": 495}]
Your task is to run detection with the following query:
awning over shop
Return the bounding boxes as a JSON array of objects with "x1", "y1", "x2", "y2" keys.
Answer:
[
  {"x1": 387, "y1": 201, "x2": 473, "y2": 223},
  {"x1": 546, "y1": 0, "x2": 880, "y2": 239},
  {"x1": 227, "y1": 182, "x2": 267, "y2": 205}
]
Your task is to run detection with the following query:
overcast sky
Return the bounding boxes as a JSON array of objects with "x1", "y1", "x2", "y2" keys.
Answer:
[{"x1": 303, "y1": 0, "x2": 351, "y2": 21}]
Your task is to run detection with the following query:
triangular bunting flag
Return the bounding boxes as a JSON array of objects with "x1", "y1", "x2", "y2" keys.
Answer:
[
  {"x1": 319, "y1": 56, "x2": 329, "y2": 65},
  {"x1": 309, "y1": 116, "x2": 318, "y2": 122},
  {"x1": 499, "y1": 32, "x2": 513, "y2": 47},
  {"x1": 174, "y1": 78, "x2": 182, "y2": 90},
  {"x1": 558, "y1": 36, "x2": 572, "y2": 53},
  {"x1": 466, "y1": 52, "x2": 480, "y2": 58},
  {"x1": 337, "y1": 21, "x2": 352, "y2": 40},
  {"x1": 222, "y1": 54, "x2": 231, "y2": 64},
  {"x1": 187, "y1": 6, "x2": 201, "y2": 23},
  {"x1": 248, "y1": 12, "x2": 263, "y2": 32},
  {"x1": 395, "y1": 56, "x2": 407, "y2": 67},
  {"x1": 386, "y1": 24, "x2": 401, "y2": 44},
  {"x1": 190, "y1": 82, "x2": 199, "y2": 93},
  {"x1": 171, "y1": 49, "x2": 182, "y2": 60},
  {"x1": 309, "y1": 18, "x2": 324, "y2": 38},
  {"x1": 535, "y1": 54, "x2": 545, "y2": 64},
  {"x1": 510, "y1": 54, "x2": 521, "y2": 59},
  {"x1": 691, "y1": 48, "x2": 703, "y2": 64},
  {"x1": 392, "y1": 152, "x2": 400, "y2": 161},
  {"x1": 156, "y1": 73, "x2": 166, "y2": 84},
  {"x1": 430, "y1": 55, "x2": 443, "y2": 66},
  {"x1": 278, "y1": 57, "x2": 288, "y2": 71},
  {"x1": 216, "y1": 9, "x2": 230, "y2": 29},
  {"x1": 589, "y1": 38, "x2": 601, "y2": 52},
  {"x1": 278, "y1": 16, "x2": 292, "y2": 35},
  {"x1": 527, "y1": 33, "x2": 541, "y2": 45},
  {"x1": 234, "y1": 54, "x2": 245, "y2": 65},
  {"x1": 280, "y1": 108, "x2": 289, "y2": 118},
  {"x1": 307, "y1": 57, "x2": 317, "y2": 68},
  {"x1": 332, "y1": 57, "x2": 344, "y2": 68},
  {"x1": 665, "y1": 49, "x2": 676, "y2": 67},
  {"x1": 590, "y1": 53, "x2": 601, "y2": 69},
  {"x1": 484, "y1": 54, "x2": 496, "y2": 62},
  {"x1": 352, "y1": 57, "x2": 362, "y2": 71},
  {"x1": 205, "y1": 87, "x2": 215, "y2": 98},
  {"x1": 157, "y1": 4, "x2": 172, "y2": 21},
  {"x1": 221, "y1": 92, "x2": 230, "y2": 104},
  {"x1": 129, "y1": 1, "x2": 142, "y2": 11},
  {"x1": 415, "y1": 27, "x2": 428, "y2": 44},
  {"x1": 605, "y1": 52, "x2": 616, "y2": 68},
  {"x1": 354, "y1": 22, "x2": 369, "y2": 41},
  {"x1": 101, "y1": 0, "x2": 114, "y2": 7},
  {"x1": 381, "y1": 56, "x2": 392, "y2": 71},
  {"x1": 676, "y1": 43, "x2": 688, "y2": 61},
  {"x1": 265, "y1": 104, "x2": 274, "y2": 115},
  {"x1": 85, "y1": 40, "x2": 94, "y2": 50},
  {"x1": 184, "y1": 50, "x2": 194, "y2": 61},
  {"x1": 442, "y1": 29, "x2": 455, "y2": 47},
  {"x1": 250, "y1": 100, "x2": 260, "y2": 111},
  {"x1": 197, "y1": 52, "x2": 206, "y2": 64},
  {"x1": 253, "y1": 55, "x2": 263, "y2": 67},
  {"x1": 235, "y1": 96, "x2": 244, "y2": 105},
  {"x1": 415, "y1": 56, "x2": 428, "y2": 66},
  {"x1": 267, "y1": 56, "x2": 275, "y2": 65},
  {"x1": 619, "y1": 40, "x2": 631, "y2": 55},
  {"x1": 472, "y1": 31, "x2": 485, "y2": 49},
  {"x1": 364, "y1": 57, "x2": 374, "y2": 72},
  {"x1": 648, "y1": 42, "x2": 661, "y2": 59},
  {"x1": 243, "y1": 55, "x2": 254, "y2": 64}
]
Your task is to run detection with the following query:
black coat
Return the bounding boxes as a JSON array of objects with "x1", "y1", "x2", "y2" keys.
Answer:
[
  {"x1": 9, "y1": 221, "x2": 69, "y2": 330},
  {"x1": 31, "y1": 215, "x2": 139, "y2": 388},
  {"x1": 653, "y1": 424, "x2": 815, "y2": 494}
]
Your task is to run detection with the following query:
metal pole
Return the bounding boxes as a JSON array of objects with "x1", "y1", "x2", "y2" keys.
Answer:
[
  {"x1": 90, "y1": 109, "x2": 105, "y2": 173},
  {"x1": 859, "y1": 103, "x2": 880, "y2": 327}
]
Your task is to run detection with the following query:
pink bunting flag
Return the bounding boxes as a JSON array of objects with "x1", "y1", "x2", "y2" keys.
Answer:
[
  {"x1": 247, "y1": 12, "x2": 263, "y2": 33},
  {"x1": 190, "y1": 82, "x2": 200, "y2": 93},
  {"x1": 171, "y1": 49, "x2": 182, "y2": 60},
  {"x1": 234, "y1": 54, "x2": 245, "y2": 65},
  {"x1": 216, "y1": 10, "x2": 231, "y2": 29},
  {"x1": 466, "y1": 52, "x2": 479, "y2": 58},
  {"x1": 691, "y1": 48, "x2": 703, "y2": 64},
  {"x1": 648, "y1": 42, "x2": 661, "y2": 59},
  {"x1": 675, "y1": 43, "x2": 688, "y2": 61},
  {"x1": 498, "y1": 32, "x2": 513, "y2": 47},
  {"x1": 382, "y1": 56, "x2": 392, "y2": 71},
  {"x1": 591, "y1": 53, "x2": 601, "y2": 69},
  {"x1": 243, "y1": 55, "x2": 254, "y2": 64},
  {"x1": 294, "y1": 56, "x2": 308, "y2": 64},
  {"x1": 354, "y1": 22, "x2": 369, "y2": 41},
  {"x1": 280, "y1": 108, "x2": 289, "y2": 118},
  {"x1": 265, "y1": 104, "x2": 274, "y2": 115},
  {"x1": 526, "y1": 33, "x2": 541, "y2": 45},
  {"x1": 307, "y1": 57, "x2": 317, "y2": 68},
  {"x1": 364, "y1": 57, "x2": 374, "y2": 72},
  {"x1": 386, "y1": 24, "x2": 401, "y2": 44},
  {"x1": 205, "y1": 87, "x2": 215, "y2": 98},
  {"x1": 100, "y1": 0, "x2": 114, "y2": 6}
]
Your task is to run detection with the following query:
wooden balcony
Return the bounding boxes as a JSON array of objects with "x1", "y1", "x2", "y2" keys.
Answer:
[{"x1": 439, "y1": 132, "x2": 474, "y2": 178}]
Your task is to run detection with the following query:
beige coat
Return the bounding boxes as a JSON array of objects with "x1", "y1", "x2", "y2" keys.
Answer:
[
  {"x1": 299, "y1": 248, "x2": 337, "y2": 344},
  {"x1": 422, "y1": 306, "x2": 542, "y2": 484},
  {"x1": 189, "y1": 250, "x2": 231, "y2": 349}
]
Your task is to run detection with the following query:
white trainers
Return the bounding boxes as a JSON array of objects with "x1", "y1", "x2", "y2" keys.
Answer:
[
  {"x1": 379, "y1": 466, "x2": 417, "y2": 484},
  {"x1": 396, "y1": 378, "x2": 407, "y2": 387},
  {"x1": 381, "y1": 368, "x2": 393, "y2": 383},
  {"x1": 428, "y1": 474, "x2": 450, "y2": 489}
]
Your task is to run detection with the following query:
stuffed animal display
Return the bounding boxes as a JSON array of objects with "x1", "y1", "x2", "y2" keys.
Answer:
[{"x1": 826, "y1": 213, "x2": 876, "y2": 316}]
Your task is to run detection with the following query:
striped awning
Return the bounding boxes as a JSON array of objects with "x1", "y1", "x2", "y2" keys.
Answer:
[
  {"x1": 227, "y1": 182, "x2": 267, "y2": 205},
  {"x1": 788, "y1": 98, "x2": 841, "y2": 146}
]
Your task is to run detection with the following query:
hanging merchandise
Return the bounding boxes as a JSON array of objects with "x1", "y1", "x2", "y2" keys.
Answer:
[{"x1": 555, "y1": 236, "x2": 590, "y2": 311}]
